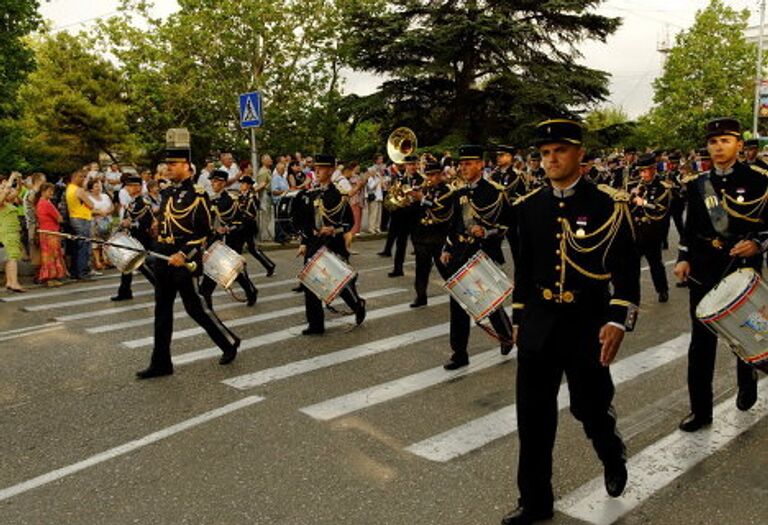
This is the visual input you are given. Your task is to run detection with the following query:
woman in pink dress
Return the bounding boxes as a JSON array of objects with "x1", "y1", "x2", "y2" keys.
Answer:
[{"x1": 35, "y1": 182, "x2": 67, "y2": 286}]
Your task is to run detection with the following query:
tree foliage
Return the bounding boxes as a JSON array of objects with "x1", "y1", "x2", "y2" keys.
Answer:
[
  {"x1": 340, "y1": 0, "x2": 620, "y2": 148},
  {"x1": 17, "y1": 32, "x2": 137, "y2": 174},
  {"x1": 638, "y1": 0, "x2": 756, "y2": 150}
]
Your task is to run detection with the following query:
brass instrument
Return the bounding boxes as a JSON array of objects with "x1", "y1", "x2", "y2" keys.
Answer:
[{"x1": 384, "y1": 127, "x2": 419, "y2": 210}]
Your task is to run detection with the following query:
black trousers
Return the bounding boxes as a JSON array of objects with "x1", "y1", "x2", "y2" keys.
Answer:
[
  {"x1": 413, "y1": 239, "x2": 447, "y2": 302},
  {"x1": 199, "y1": 269, "x2": 257, "y2": 305},
  {"x1": 235, "y1": 224, "x2": 275, "y2": 273},
  {"x1": 117, "y1": 259, "x2": 156, "y2": 298},
  {"x1": 383, "y1": 210, "x2": 411, "y2": 271},
  {"x1": 303, "y1": 248, "x2": 362, "y2": 331},
  {"x1": 638, "y1": 239, "x2": 668, "y2": 294},
  {"x1": 149, "y1": 260, "x2": 239, "y2": 370},
  {"x1": 516, "y1": 313, "x2": 625, "y2": 511},
  {"x1": 687, "y1": 280, "x2": 757, "y2": 418}
]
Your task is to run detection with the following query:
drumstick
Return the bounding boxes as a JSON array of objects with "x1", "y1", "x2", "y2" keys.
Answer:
[{"x1": 38, "y1": 230, "x2": 197, "y2": 272}]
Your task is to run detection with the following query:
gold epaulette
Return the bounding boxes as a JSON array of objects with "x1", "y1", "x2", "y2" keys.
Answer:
[
  {"x1": 750, "y1": 164, "x2": 768, "y2": 177},
  {"x1": 512, "y1": 186, "x2": 543, "y2": 206},
  {"x1": 681, "y1": 173, "x2": 702, "y2": 184},
  {"x1": 597, "y1": 184, "x2": 630, "y2": 202},
  {"x1": 488, "y1": 179, "x2": 506, "y2": 192},
  {"x1": 194, "y1": 184, "x2": 206, "y2": 194},
  {"x1": 660, "y1": 180, "x2": 674, "y2": 189}
]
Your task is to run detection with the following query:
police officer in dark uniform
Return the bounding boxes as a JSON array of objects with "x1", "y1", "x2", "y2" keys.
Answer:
[
  {"x1": 136, "y1": 147, "x2": 240, "y2": 379},
  {"x1": 386, "y1": 154, "x2": 422, "y2": 277},
  {"x1": 111, "y1": 175, "x2": 157, "y2": 301},
  {"x1": 199, "y1": 170, "x2": 258, "y2": 309},
  {"x1": 629, "y1": 153, "x2": 671, "y2": 302},
  {"x1": 295, "y1": 154, "x2": 366, "y2": 335},
  {"x1": 502, "y1": 120, "x2": 640, "y2": 525},
  {"x1": 491, "y1": 145, "x2": 527, "y2": 263},
  {"x1": 673, "y1": 118, "x2": 768, "y2": 431},
  {"x1": 409, "y1": 162, "x2": 455, "y2": 308},
  {"x1": 236, "y1": 176, "x2": 276, "y2": 277},
  {"x1": 439, "y1": 145, "x2": 514, "y2": 370}
]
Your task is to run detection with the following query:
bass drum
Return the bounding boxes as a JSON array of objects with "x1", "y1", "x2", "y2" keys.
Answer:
[{"x1": 275, "y1": 190, "x2": 302, "y2": 236}]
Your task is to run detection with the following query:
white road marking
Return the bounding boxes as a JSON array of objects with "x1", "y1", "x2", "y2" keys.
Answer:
[
  {"x1": 0, "y1": 323, "x2": 64, "y2": 342},
  {"x1": 0, "y1": 395, "x2": 264, "y2": 503},
  {"x1": 2, "y1": 278, "x2": 150, "y2": 302},
  {"x1": 173, "y1": 295, "x2": 452, "y2": 367},
  {"x1": 22, "y1": 289, "x2": 156, "y2": 311},
  {"x1": 223, "y1": 323, "x2": 452, "y2": 390},
  {"x1": 405, "y1": 333, "x2": 691, "y2": 462},
  {"x1": 639, "y1": 259, "x2": 676, "y2": 272},
  {"x1": 556, "y1": 377, "x2": 768, "y2": 525},
  {"x1": 120, "y1": 287, "x2": 405, "y2": 347},
  {"x1": 300, "y1": 348, "x2": 515, "y2": 421}
]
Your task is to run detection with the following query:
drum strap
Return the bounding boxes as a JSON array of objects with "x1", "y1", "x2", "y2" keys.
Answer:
[
  {"x1": 698, "y1": 174, "x2": 729, "y2": 236},
  {"x1": 475, "y1": 320, "x2": 514, "y2": 346}
]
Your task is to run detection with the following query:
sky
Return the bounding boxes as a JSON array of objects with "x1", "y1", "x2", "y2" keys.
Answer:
[{"x1": 39, "y1": 0, "x2": 764, "y2": 119}]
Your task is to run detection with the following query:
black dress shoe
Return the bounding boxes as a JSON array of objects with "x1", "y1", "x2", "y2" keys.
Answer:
[
  {"x1": 247, "y1": 289, "x2": 259, "y2": 307},
  {"x1": 292, "y1": 285, "x2": 304, "y2": 293},
  {"x1": 219, "y1": 338, "x2": 240, "y2": 365},
  {"x1": 265, "y1": 267, "x2": 275, "y2": 277},
  {"x1": 737, "y1": 378, "x2": 758, "y2": 411},
  {"x1": 443, "y1": 358, "x2": 469, "y2": 371},
  {"x1": 676, "y1": 281, "x2": 688, "y2": 288},
  {"x1": 500, "y1": 505, "x2": 553, "y2": 525},
  {"x1": 658, "y1": 291, "x2": 669, "y2": 303},
  {"x1": 388, "y1": 270, "x2": 404, "y2": 277},
  {"x1": 136, "y1": 366, "x2": 173, "y2": 380},
  {"x1": 111, "y1": 294, "x2": 133, "y2": 302},
  {"x1": 355, "y1": 298, "x2": 366, "y2": 325},
  {"x1": 410, "y1": 298, "x2": 427, "y2": 308},
  {"x1": 604, "y1": 461, "x2": 628, "y2": 497},
  {"x1": 377, "y1": 251, "x2": 391, "y2": 257},
  {"x1": 678, "y1": 412, "x2": 712, "y2": 432},
  {"x1": 501, "y1": 343, "x2": 514, "y2": 356},
  {"x1": 302, "y1": 327, "x2": 325, "y2": 336}
]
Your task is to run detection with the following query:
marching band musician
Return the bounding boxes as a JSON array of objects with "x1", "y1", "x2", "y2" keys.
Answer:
[
  {"x1": 111, "y1": 174, "x2": 157, "y2": 301},
  {"x1": 491, "y1": 145, "x2": 527, "y2": 263},
  {"x1": 199, "y1": 170, "x2": 259, "y2": 309},
  {"x1": 409, "y1": 162, "x2": 454, "y2": 308},
  {"x1": 503, "y1": 120, "x2": 640, "y2": 525},
  {"x1": 673, "y1": 118, "x2": 768, "y2": 432},
  {"x1": 295, "y1": 154, "x2": 366, "y2": 335},
  {"x1": 236, "y1": 176, "x2": 277, "y2": 277},
  {"x1": 744, "y1": 138, "x2": 768, "y2": 170},
  {"x1": 611, "y1": 146, "x2": 638, "y2": 190},
  {"x1": 439, "y1": 145, "x2": 514, "y2": 370},
  {"x1": 663, "y1": 151, "x2": 686, "y2": 254},
  {"x1": 629, "y1": 153, "x2": 671, "y2": 303},
  {"x1": 525, "y1": 151, "x2": 547, "y2": 189},
  {"x1": 385, "y1": 154, "x2": 423, "y2": 277},
  {"x1": 136, "y1": 147, "x2": 240, "y2": 379}
]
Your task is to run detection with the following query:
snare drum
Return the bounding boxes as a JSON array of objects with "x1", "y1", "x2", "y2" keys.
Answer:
[
  {"x1": 203, "y1": 241, "x2": 246, "y2": 289},
  {"x1": 298, "y1": 246, "x2": 357, "y2": 304},
  {"x1": 105, "y1": 232, "x2": 146, "y2": 273},
  {"x1": 696, "y1": 268, "x2": 768, "y2": 372},
  {"x1": 444, "y1": 250, "x2": 513, "y2": 322}
]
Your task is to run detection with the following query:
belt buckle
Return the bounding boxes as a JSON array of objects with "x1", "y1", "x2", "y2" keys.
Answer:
[
  {"x1": 542, "y1": 288, "x2": 554, "y2": 301},
  {"x1": 712, "y1": 238, "x2": 723, "y2": 249}
]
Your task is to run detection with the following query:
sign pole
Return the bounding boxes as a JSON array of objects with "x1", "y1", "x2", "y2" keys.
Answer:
[
  {"x1": 251, "y1": 127, "x2": 258, "y2": 176},
  {"x1": 753, "y1": 0, "x2": 766, "y2": 136}
]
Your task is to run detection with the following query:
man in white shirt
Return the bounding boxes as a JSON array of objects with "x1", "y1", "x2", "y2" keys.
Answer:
[
  {"x1": 197, "y1": 161, "x2": 215, "y2": 196},
  {"x1": 220, "y1": 152, "x2": 241, "y2": 191},
  {"x1": 104, "y1": 163, "x2": 122, "y2": 196}
]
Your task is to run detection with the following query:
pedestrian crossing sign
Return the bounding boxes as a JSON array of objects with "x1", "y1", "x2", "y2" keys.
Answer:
[{"x1": 239, "y1": 91, "x2": 262, "y2": 128}]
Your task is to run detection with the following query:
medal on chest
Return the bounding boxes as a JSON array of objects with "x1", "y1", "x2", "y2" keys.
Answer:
[
  {"x1": 575, "y1": 216, "x2": 588, "y2": 238},
  {"x1": 736, "y1": 188, "x2": 746, "y2": 203}
]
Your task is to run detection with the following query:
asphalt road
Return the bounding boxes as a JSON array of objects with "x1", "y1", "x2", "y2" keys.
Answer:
[{"x1": 0, "y1": 236, "x2": 766, "y2": 525}]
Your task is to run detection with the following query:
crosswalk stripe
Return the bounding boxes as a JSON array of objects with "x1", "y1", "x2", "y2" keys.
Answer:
[
  {"x1": 173, "y1": 295, "x2": 452, "y2": 367},
  {"x1": 404, "y1": 333, "x2": 691, "y2": 462},
  {"x1": 556, "y1": 377, "x2": 768, "y2": 525},
  {"x1": 0, "y1": 324, "x2": 64, "y2": 342},
  {"x1": 223, "y1": 323, "x2": 452, "y2": 390},
  {"x1": 299, "y1": 348, "x2": 515, "y2": 421},
  {"x1": 2, "y1": 278, "x2": 150, "y2": 302},
  {"x1": 0, "y1": 395, "x2": 265, "y2": 503},
  {"x1": 86, "y1": 287, "x2": 407, "y2": 334},
  {"x1": 121, "y1": 287, "x2": 406, "y2": 348}
]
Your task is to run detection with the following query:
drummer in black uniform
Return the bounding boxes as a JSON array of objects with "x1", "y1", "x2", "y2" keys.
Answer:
[
  {"x1": 673, "y1": 118, "x2": 768, "y2": 431},
  {"x1": 295, "y1": 154, "x2": 366, "y2": 335},
  {"x1": 439, "y1": 145, "x2": 514, "y2": 370},
  {"x1": 502, "y1": 120, "x2": 640, "y2": 525},
  {"x1": 629, "y1": 153, "x2": 671, "y2": 303},
  {"x1": 199, "y1": 170, "x2": 258, "y2": 309},
  {"x1": 409, "y1": 162, "x2": 455, "y2": 308},
  {"x1": 491, "y1": 145, "x2": 527, "y2": 262},
  {"x1": 136, "y1": 147, "x2": 240, "y2": 379},
  {"x1": 237, "y1": 176, "x2": 276, "y2": 277},
  {"x1": 111, "y1": 174, "x2": 156, "y2": 301}
]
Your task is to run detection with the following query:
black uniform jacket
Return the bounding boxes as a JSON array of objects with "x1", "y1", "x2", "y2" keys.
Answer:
[
  {"x1": 155, "y1": 178, "x2": 212, "y2": 275},
  {"x1": 512, "y1": 177, "x2": 641, "y2": 351},
  {"x1": 412, "y1": 181, "x2": 456, "y2": 245},
  {"x1": 444, "y1": 177, "x2": 512, "y2": 266},
  {"x1": 678, "y1": 161, "x2": 768, "y2": 283},
  {"x1": 124, "y1": 195, "x2": 154, "y2": 247},
  {"x1": 294, "y1": 183, "x2": 353, "y2": 258},
  {"x1": 491, "y1": 167, "x2": 527, "y2": 200},
  {"x1": 629, "y1": 177, "x2": 672, "y2": 245}
]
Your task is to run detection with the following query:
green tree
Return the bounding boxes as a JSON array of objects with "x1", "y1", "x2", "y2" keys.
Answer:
[
  {"x1": 17, "y1": 32, "x2": 137, "y2": 174},
  {"x1": 584, "y1": 106, "x2": 635, "y2": 150},
  {"x1": 98, "y1": 0, "x2": 342, "y2": 165},
  {"x1": 0, "y1": 0, "x2": 41, "y2": 171},
  {"x1": 340, "y1": 0, "x2": 620, "y2": 148},
  {"x1": 638, "y1": 0, "x2": 756, "y2": 150}
]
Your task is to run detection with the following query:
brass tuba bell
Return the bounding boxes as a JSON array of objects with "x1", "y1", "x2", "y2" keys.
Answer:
[{"x1": 387, "y1": 127, "x2": 417, "y2": 164}]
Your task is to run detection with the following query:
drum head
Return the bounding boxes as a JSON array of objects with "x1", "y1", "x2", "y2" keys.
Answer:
[
  {"x1": 696, "y1": 268, "x2": 759, "y2": 319},
  {"x1": 122, "y1": 253, "x2": 147, "y2": 274}
]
